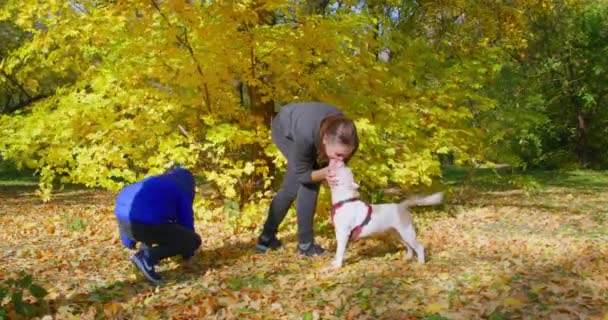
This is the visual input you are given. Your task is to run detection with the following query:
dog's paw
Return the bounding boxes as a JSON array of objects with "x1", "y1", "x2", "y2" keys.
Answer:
[
  {"x1": 320, "y1": 262, "x2": 342, "y2": 273},
  {"x1": 405, "y1": 250, "x2": 413, "y2": 260},
  {"x1": 331, "y1": 260, "x2": 343, "y2": 269}
]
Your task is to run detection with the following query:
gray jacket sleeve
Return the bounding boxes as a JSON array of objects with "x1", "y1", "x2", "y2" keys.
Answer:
[{"x1": 290, "y1": 138, "x2": 315, "y2": 185}]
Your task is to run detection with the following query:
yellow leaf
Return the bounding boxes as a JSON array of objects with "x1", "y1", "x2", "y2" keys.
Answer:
[
  {"x1": 425, "y1": 303, "x2": 447, "y2": 314},
  {"x1": 531, "y1": 284, "x2": 545, "y2": 294},
  {"x1": 503, "y1": 297, "x2": 524, "y2": 308},
  {"x1": 347, "y1": 306, "x2": 362, "y2": 318},
  {"x1": 103, "y1": 302, "x2": 121, "y2": 315}
]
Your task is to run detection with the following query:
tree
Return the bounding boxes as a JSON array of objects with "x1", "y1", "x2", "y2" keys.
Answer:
[
  {"x1": 485, "y1": 0, "x2": 608, "y2": 168},
  {"x1": 0, "y1": 3, "x2": 83, "y2": 114},
  {"x1": 0, "y1": 0, "x2": 551, "y2": 231}
]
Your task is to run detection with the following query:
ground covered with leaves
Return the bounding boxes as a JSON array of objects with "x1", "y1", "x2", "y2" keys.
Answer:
[{"x1": 1, "y1": 170, "x2": 607, "y2": 319}]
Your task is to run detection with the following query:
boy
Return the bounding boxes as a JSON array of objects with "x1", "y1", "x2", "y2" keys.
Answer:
[{"x1": 114, "y1": 166, "x2": 201, "y2": 283}]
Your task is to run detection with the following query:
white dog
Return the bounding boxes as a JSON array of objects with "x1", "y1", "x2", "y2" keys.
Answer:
[{"x1": 328, "y1": 160, "x2": 443, "y2": 269}]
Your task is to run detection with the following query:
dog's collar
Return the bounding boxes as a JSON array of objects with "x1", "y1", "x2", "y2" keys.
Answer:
[{"x1": 332, "y1": 197, "x2": 360, "y2": 210}]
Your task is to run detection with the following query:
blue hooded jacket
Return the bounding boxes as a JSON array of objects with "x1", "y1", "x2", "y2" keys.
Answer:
[{"x1": 114, "y1": 168, "x2": 196, "y2": 248}]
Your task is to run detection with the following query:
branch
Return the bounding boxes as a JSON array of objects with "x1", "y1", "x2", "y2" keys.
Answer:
[
  {"x1": 178, "y1": 124, "x2": 192, "y2": 140},
  {"x1": 0, "y1": 70, "x2": 32, "y2": 100},
  {"x1": 178, "y1": 124, "x2": 202, "y2": 147},
  {"x1": 1, "y1": 93, "x2": 48, "y2": 114},
  {"x1": 150, "y1": 0, "x2": 212, "y2": 112}
]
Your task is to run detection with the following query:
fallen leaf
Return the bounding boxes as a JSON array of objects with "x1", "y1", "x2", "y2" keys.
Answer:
[
  {"x1": 1, "y1": 175, "x2": 607, "y2": 319},
  {"x1": 531, "y1": 284, "x2": 545, "y2": 294},
  {"x1": 503, "y1": 297, "x2": 524, "y2": 308},
  {"x1": 425, "y1": 303, "x2": 448, "y2": 314},
  {"x1": 347, "y1": 306, "x2": 362, "y2": 318}
]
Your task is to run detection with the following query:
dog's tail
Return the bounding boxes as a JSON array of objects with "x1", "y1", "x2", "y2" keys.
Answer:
[{"x1": 399, "y1": 192, "x2": 444, "y2": 209}]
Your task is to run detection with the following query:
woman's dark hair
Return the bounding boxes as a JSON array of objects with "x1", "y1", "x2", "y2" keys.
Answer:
[{"x1": 317, "y1": 114, "x2": 359, "y2": 164}]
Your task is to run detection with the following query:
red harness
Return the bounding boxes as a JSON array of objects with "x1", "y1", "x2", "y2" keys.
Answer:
[{"x1": 331, "y1": 197, "x2": 373, "y2": 241}]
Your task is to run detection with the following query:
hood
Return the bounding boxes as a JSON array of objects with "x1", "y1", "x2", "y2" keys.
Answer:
[{"x1": 165, "y1": 168, "x2": 195, "y2": 197}]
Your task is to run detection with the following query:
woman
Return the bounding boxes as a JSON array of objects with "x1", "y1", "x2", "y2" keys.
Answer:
[{"x1": 256, "y1": 102, "x2": 359, "y2": 256}]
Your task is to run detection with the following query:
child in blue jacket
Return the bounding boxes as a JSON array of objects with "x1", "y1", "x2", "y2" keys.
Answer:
[{"x1": 114, "y1": 167, "x2": 201, "y2": 283}]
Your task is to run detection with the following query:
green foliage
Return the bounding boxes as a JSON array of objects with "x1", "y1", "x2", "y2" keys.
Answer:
[
  {"x1": 0, "y1": 272, "x2": 48, "y2": 319},
  {"x1": 486, "y1": 0, "x2": 608, "y2": 169},
  {"x1": 507, "y1": 174, "x2": 542, "y2": 195},
  {"x1": 63, "y1": 213, "x2": 88, "y2": 232},
  {"x1": 228, "y1": 274, "x2": 270, "y2": 291},
  {"x1": 0, "y1": 158, "x2": 36, "y2": 186},
  {"x1": 0, "y1": 158, "x2": 27, "y2": 178}
]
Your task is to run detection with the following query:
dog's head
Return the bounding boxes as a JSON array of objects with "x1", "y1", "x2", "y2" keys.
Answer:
[{"x1": 330, "y1": 159, "x2": 359, "y2": 192}]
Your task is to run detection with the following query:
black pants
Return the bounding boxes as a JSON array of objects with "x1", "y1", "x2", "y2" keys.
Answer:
[
  {"x1": 119, "y1": 221, "x2": 201, "y2": 265},
  {"x1": 261, "y1": 119, "x2": 320, "y2": 245}
]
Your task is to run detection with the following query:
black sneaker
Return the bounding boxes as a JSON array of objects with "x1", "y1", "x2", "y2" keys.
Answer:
[
  {"x1": 129, "y1": 250, "x2": 162, "y2": 284},
  {"x1": 255, "y1": 235, "x2": 282, "y2": 253},
  {"x1": 298, "y1": 243, "x2": 327, "y2": 257}
]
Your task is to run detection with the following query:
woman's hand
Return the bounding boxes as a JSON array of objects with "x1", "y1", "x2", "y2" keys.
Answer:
[
  {"x1": 312, "y1": 161, "x2": 341, "y2": 186},
  {"x1": 325, "y1": 161, "x2": 341, "y2": 187},
  {"x1": 326, "y1": 168, "x2": 338, "y2": 187}
]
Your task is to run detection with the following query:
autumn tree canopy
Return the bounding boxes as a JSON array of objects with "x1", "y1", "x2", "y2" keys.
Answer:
[{"x1": 1, "y1": 0, "x2": 606, "y2": 217}]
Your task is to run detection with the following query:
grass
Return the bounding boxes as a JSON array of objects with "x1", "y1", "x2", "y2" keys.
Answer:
[{"x1": 442, "y1": 165, "x2": 608, "y2": 191}]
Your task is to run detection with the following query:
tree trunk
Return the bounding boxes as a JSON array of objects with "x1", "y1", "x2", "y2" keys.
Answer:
[
  {"x1": 566, "y1": 63, "x2": 588, "y2": 166},
  {"x1": 575, "y1": 111, "x2": 588, "y2": 166},
  {"x1": 305, "y1": 0, "x2": 330, "y2": 15}
]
